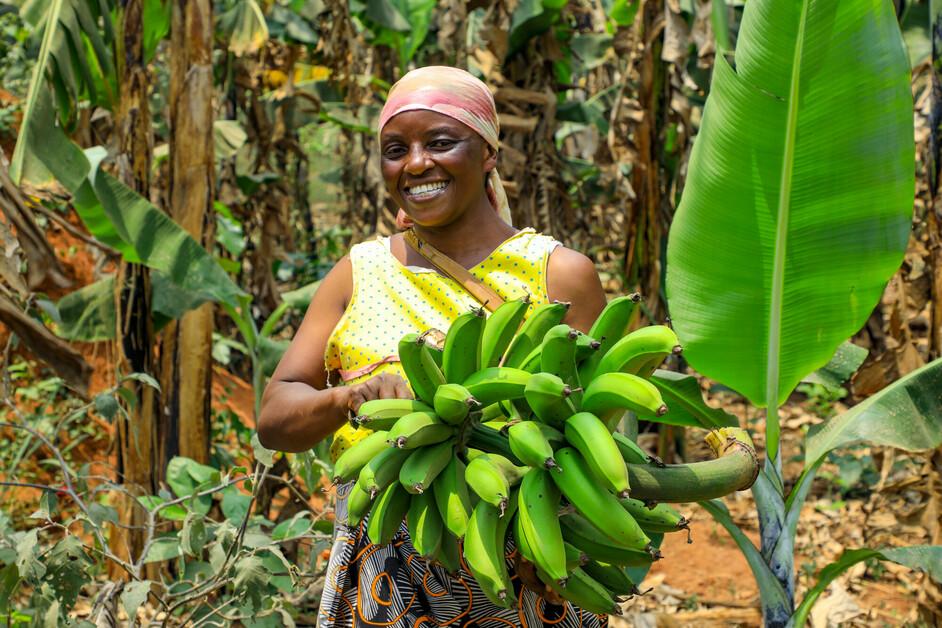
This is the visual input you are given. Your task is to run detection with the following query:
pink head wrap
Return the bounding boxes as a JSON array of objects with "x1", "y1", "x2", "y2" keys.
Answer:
[{"x1": 378, "y1": 66, "x2": 511, "y2": 227}]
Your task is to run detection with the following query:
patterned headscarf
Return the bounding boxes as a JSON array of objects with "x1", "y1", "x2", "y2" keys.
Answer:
[{"x1": 378, "y1": 66, "x2": 512, "y2": 226}]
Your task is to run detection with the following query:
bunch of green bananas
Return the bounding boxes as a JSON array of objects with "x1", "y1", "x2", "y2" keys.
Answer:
[{"x1": 331, "y1": 295, "x2": 751, "y2": 614}]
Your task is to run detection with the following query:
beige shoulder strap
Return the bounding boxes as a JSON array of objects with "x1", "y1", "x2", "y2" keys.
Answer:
[{"x1": 403, "y1": 229, "x2": 505, "y2": 313}]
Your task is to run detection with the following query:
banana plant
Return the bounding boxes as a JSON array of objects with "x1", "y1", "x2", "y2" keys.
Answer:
[{"x1": 665, "y1": 0, "x2": 942, "y2": 625}]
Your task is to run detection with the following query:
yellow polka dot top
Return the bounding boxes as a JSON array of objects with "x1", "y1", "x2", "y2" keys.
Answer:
[{"x1": 325, "y1": 228, "x2": 560, "y2": 461}]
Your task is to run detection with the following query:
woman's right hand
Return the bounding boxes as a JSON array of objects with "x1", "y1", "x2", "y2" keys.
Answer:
[{"x1": 343, "y1": 372, "x2": 414, "y2": 415}]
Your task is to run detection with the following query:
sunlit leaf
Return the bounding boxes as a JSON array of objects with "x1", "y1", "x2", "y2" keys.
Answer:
[
  {"x1": 665, "y1": 0, "x2": 914, "y2": 463},
  {"x1": 804, "y1": 357, "x2": 942, "y2": 468}
]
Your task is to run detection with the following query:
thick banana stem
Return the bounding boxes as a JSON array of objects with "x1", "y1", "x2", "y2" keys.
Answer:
[{"x1": 627, "y1": 428, "x2": 759, "y2": 502}]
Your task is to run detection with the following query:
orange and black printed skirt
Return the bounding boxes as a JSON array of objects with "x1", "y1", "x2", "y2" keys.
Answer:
[{"x1": 317, "y1": 483, "x2": 610, "y2": 628}]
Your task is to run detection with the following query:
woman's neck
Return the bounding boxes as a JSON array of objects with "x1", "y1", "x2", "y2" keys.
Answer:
[{"x1": 412, "y1": 202, "x2": 517, "y2": 269}]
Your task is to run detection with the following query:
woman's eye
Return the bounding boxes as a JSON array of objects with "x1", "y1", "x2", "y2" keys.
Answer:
[
  {"x1": 383, "y1": 146, "x2": 406, "y2": 158},
  {"x1": 430, "y1": 139, "x2": 456, "y2": 149}
]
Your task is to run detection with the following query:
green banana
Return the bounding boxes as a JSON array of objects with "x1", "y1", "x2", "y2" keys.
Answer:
[
  {"x1": 564, "y1": 412, "x2": 631, "y2": 497},
  {"x1": 408, "y1": 489, "x2": 443, "y2": 559},
  {"x1": 524, "y1": 372, "x2": 578, "y2": 428},
  {"x1": 355, "y1": 399, "x2": 435, "y2": 430},
  {"x1": 433, "y1": 457, "x2": 473, "y2": 538},
  {"x1": 479, "y1": 402, "x2": 507, "y2": 422},
  {"x1": 366, "y1": 482, "x2": 410, "y2": 545},
  {"x1": 612, "y1": 431, "x2": 653, "y2": 465},
  {"x1": 536, "y1": 566, "x2": 621, "y2": 615},
  {"x1": 433, "y1": 383, "x2": 480, "y2": 425},
  {"x1": 579, "y1": 293, "x2": 641, "y2": 383},
  {"x1": 540, "y1": 324, "x2": 583, "y2": 396},
  {"x1": 387, "y1": 411, "x2": 455, "y2": 449},
  {"x1": 561, "y1": 512, "x2": 659, "y2": 567},
  {"x1": 466, "y1": 424, "x2": 524, "y2": 465},
  {"x1": 581, "y1": 560, "x2": 639, "y2": 597},
  {"x1": 399, "y1": 439, "x2": 455, "y2": 494},
  {"x1": 359, "y1": 446, "x2": 412, "y2": 497},
  {"x1": 442, "y1": 308, "x2": 485, "y2": 384},
  {"x1": 332, "y1": 430, "x2": 390, "y2": 483},
  {"x1": 507, "y1": 420, "x2": 559, "y2": 470},
  {"x1": 502, "y1": 301, "x2": 570, "y2": 368},
  {"x1": 619, "y1": 497, "x2": 688, "y2": 534},
  {"x1": 464, "y1": 453, "x2": 525, "y2": 514},
  {"x1": 519, "y1": 345, "x2": 543, "y2": 373},
  {"x1": 463, "y1": 367, "x2": 531, "y2": 406},
  {"x1": 480, "y1": 297, "x2": 530, "y2": 368},
  {"x1": 513, "y1": 509, "x2": 537, "y2": 564},
  {"x1": 398, "y1": 333, "x2": 447, "y2": 404},
  {"x1": 564, "y1": 541, "x2": 589, "y2": 570},
  {"x1": 433, "y1": 530, "x2": 462, "y2": 573},
  {"x1": 575, "y1": 333, "x2": 602, "y2": 362},
  {"x1": 518, "y1": 469, "x2": 568, "y2": 584},
  {"x1": 345, "y1": 478, "x2": 374, "y2": 525},
  {"x1": 594, "y1": 325, "x2": 682, "y2": 379},
  {"x1": 581, "y1": 372, "x2": 668, "y2": 427},
  {"x1": 463, "y1": 501, "x2": 514, "y2": 607},
  {"x1": 550, "y1": 448, "x2": 651, "y2": 550}
]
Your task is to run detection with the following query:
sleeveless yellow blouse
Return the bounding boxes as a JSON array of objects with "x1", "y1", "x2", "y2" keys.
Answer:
[{"x1": 325, "y1": 228, "x2": 560, "y2": 461}]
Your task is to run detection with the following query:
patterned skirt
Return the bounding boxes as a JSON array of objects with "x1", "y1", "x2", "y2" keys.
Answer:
[{"x1": 317, "y1": 483, "x2": 610, "y2": 627}]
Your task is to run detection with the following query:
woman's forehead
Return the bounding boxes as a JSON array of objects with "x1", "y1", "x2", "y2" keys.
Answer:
[{"x1": 380, "y1": 110, "x2": 473, "y2": 139}]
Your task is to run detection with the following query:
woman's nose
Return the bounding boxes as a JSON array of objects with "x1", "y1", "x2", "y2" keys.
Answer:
[{"x1": 404, "y1": 144, "x2": 432, "y2": 174}]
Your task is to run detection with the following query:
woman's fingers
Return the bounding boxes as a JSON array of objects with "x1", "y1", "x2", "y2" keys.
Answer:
[
  {"x1": 377, "y1": 373, "x2": 398, "y2": 400},
  {"x1": 391, "y1": 374, "x2": 414, "y2": 399}
]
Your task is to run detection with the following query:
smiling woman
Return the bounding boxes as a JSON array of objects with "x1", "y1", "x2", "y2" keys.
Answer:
[{"x1": 257, "y1": 66, "x2": 608, "y2": 627}]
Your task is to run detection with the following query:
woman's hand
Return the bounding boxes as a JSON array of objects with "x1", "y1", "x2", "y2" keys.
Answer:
[
  {"x1": 344, "y1": 372, "x2": 414, "y2": 414},
  {"x1": 513, "y1": 554, "x2": 568, "y2": 605}
]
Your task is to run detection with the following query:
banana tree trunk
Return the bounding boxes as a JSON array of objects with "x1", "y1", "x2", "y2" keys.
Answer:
[
  {"x1": 158, "y1": 0, "x2": 215, "y2": 464},
  {"x1": 109, "y1": 0, "x2": 161, "y2": 580},
  {"x1": 625, "y1": 0, "x2": 668, "y2": 322}
]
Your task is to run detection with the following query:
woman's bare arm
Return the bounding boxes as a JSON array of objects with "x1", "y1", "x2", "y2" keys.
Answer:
[
  {"x1": 257, "y1": 257, "x2": 411, "y2": 453},
  {"x1": 546, "y1": 246, "x2": 608, "y2": 333}
]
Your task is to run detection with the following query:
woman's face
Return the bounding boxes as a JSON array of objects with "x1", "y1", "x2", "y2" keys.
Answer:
[{"x1": 380, "y1": 110, "x2": 496, "y2": 228}]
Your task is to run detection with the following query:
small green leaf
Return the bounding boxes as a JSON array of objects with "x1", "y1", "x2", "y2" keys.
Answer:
[
  {"x1": 0, "y1": 563, "x2": 20, "y2": 613},
  {"x1": 44, "y1": 537, "x2": 91, "y2": 605},
  {"x1": 801, "y1": 341, "x2": 868, "y2": 392},
  {"x1": 232, "y1": 555, "x2": 269, "y2": 610},
  {"x1": 94, "y1": 393, "x2": 118, "y2": 421},
  {"x1": 364, "y1": 0, "x2": 410, "y2": 31},
  {"x1": 252, "y1": 433, "x2": 275, "y2": 466},
  {"x1": 136, "y1": 495, "x2": 187, "y2": 521},
  {"x1": 610, "y1": 0, "x2": 639, "y2": 26},
  {"x1": 221, "y1": 487, "x2": 253, "y2": 522},
  {"x1": 143, "y1": 534, "x2": 182, "y2": 563},
  {"x1": 272, "y1": 512, "x2": 313, "y2": 541},
  {"x1": 180, "y1": 512, "x2": 207, "y2": 557},
  {"x1": 123, "y1": 372, "x2": 161, "y2": 392},
  {"x1": 120, "y1": 580, "x2": 152, "y2": 624}
]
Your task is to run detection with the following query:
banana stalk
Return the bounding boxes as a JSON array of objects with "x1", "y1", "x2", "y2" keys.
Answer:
[{"x1": 627, "y1": 428, "x2": 759, "y2": 502}]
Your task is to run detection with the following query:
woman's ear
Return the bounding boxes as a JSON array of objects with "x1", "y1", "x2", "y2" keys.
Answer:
[{"x1": 484, "y1": 144, "x2": 498, "y2": 173}]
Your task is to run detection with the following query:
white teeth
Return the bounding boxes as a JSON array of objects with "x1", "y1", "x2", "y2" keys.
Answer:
[{"x1": 408, "y1": 181, "x2": 448, "y2": 195}]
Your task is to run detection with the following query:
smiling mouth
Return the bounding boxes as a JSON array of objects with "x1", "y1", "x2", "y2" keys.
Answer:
[{"x1": 404, "y1": 180, "x2": 450, "y2": 201}]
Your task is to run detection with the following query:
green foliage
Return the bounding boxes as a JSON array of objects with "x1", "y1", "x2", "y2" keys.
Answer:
[
  {"x1": 665, "y1": 0, "x2": 941, "y2": 624},
  {"x1": 0, "y1": 394, "x2": 331, "y2": 624}
]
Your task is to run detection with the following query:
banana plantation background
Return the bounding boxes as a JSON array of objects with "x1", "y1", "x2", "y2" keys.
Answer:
[{"x1": 0, "y1": 0, "x2": 940, "y2": 625}]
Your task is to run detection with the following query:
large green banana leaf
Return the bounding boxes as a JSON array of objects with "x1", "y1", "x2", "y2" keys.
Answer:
[
  {"x1": 665, "y1": 0, "x2": 914, "y2": 439},
  {"x1": 11, "y1": 0, "x2": 115, "y2": 186}
]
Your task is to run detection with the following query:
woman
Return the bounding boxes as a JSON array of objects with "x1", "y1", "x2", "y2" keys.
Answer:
[{"x1": 258, "y1": 66, "x2": 609, "y2": 627}]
